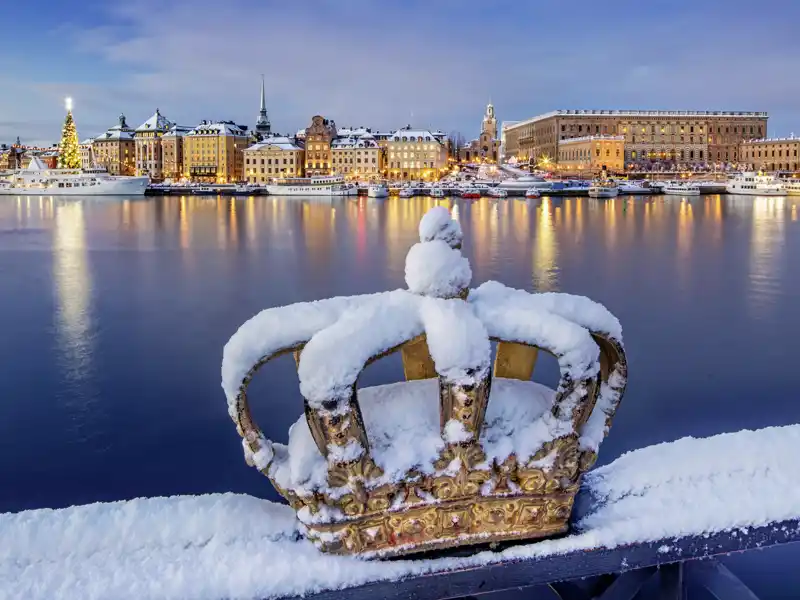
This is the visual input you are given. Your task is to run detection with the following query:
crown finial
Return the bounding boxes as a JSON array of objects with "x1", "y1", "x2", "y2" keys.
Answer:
[{"x1": 405, "y1": 207, "x2": 470, "y2": 298}]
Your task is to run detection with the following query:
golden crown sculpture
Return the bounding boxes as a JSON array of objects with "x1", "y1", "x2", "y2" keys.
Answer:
[{"x1": 222, "y1": 207, "x2": 627, "y2": 558}]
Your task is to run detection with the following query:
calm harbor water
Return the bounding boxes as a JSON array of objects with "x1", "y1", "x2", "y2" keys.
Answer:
[{"x1": 2, "y1": 193, "x2": 799, "y2": 595}]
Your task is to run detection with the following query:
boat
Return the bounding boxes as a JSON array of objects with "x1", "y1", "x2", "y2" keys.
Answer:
[
  {"x1": 618, "y1": 181, "x2": 657, "y2": 195},
  {"x1": 233, "y1": 184, "x2": 259, "y2": 196},
  {"x1": 525, "y1": 188, "x2": 541, "y2": 199},
  {"x1": 460, "y1": 187, "x2": 481, "y2": 199},
  {"x1": 193, "y1": 186, "x2": 217, "y2": 195},
  {"x1": 663, "y1": 183, "x2": 700, "y2": 196},
  {"x1": 725, "y1": 172, "x2": 786, "y2": 196},
  {"x1": 785, "y1": 180, "x2": 800, "y2": 196},
  {"x1": 367, "y1": 183, "x2": 389, "y2": 198},
  {"x1": 399, "y1": 188, "x2": 415, "y2": 198},
  {"x1": 265, "y1": 175, "x2": 351, "y2": 197},
  {"x1": 696, "y1": 181, "x2": 727, "y2": 194},
  {"x1": 545, "y1": 180, "x2": 591, "y2": 196},
  {"x1": 430, "y1": 187, "x2": 445, "y2": 198},
  {"x1": 487, "y1": 187, "x2": 507, "y2": 198},
  {"x1": 498, "y1": 174, "x2": 552, "y2": 195},
  {"x1": 588, "y1": 181, "x2": 619, "y2": 198},
  {"x1": 0, "y1": 157, "x2": 149, "y2": 196}
]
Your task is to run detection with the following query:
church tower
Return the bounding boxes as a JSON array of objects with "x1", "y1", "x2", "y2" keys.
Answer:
[
  {"x1": 255, "y1": 75, "x2": 271, "y2": 137},
  {"x1": 481, "y1": 101, "x2": 497, "y2": 140}
]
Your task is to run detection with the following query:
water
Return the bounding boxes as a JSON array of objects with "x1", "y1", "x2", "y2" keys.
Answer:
[{"x1": 1, "y1": 193, "x2": 799, "y2": 595}]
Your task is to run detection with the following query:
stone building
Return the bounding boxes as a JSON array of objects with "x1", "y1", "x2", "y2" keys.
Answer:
[
  {"x1": 304, "y1": 115, "x2": 337, "y2": 176},
  {"x1": 182, "y1": 120, "x2": 250, "y2": 183},
  {"x1": 134, "y1": 109, "x2": 174, "y2": 181},
  {"x1": 79, "y1": 138, "x2": 95, "y2": 170},
  {"x1": 502, "y1": 110, "x2": 767, "y2": 170},
  {"x1": 739, "y1": 137, "x2": 800, "y2": 172},
  {"x1": 161, "y1": 125, "x2": 192, "y2": 181},
  {"x1": 330, "y1": 133, "x2": 384, "y2": 180},
  {"x1": 385, "y1": 126, "x2": 448, "y2": 180},
  {"x1": 243, "y1": 136, "x2": 304, "y2": 183},
  {"x1": 460, "y1": 102, "x2": 501, "y2": 163},
  {"x1": 556, "y1": 135, "x2": 625, "y2": 174},
  {"x1": 93, "y1": 114, "x2": 136, "y2": 175}
]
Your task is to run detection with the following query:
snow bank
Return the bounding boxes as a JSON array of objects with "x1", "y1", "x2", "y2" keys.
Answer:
[{"x1": 5, "y1": 425, "x2": 798, "y2": 600}]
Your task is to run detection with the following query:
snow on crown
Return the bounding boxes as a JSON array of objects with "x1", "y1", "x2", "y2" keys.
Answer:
[{"x1": 222, "y1": 207, "x2": 628, "y2": 557}]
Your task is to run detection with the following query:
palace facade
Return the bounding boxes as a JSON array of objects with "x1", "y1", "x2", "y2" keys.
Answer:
[
  {"x1": 503, "y1": 110, "x2": 768, "y2": 170},
  {"x1": 739, "y1": 138, "x2": 800, "y2": 172},
  {"x1": 557, "y1": 135, "x2": 625, "y2": 174}
]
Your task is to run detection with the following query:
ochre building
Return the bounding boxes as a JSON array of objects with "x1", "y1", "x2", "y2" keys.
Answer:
[
  {"x1": 182, "y1": 121, "x2": 250, "y2": 183},
  {"x1": 304, "y1": 115, "x2": 337, "y2": 176},
  {"x1": 243, "y1": 136, "x2": 304, "y2": 183},
  {"x1": 93, "y1": 114, "x2": 136, "y2": 175},
  {"x1": 557, "y1": 135, "x2": 625, "y2": 174},
  {"x1": 386, "y1": 127, "x2": 448, "y2": 180},
  {"x1": 740, "y1": 138, "x2": 800, "y2": 172},
  {"x1": 503, "y1": 110, "x2": 767, "y2": 170},
  {"x1": 134, "y1": 109, "x2": 174, "y2": 181},
  {"x1": 331, "y1": 134, "x2": 384, "y2": 180},
  {"x1": 161, "y1": 125, "x2": 191, "y2": 181}
]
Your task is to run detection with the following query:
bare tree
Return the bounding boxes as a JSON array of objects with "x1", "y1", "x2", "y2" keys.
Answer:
[{"x1": 448, "y1": 131, "x2": 466, "y2": 160}]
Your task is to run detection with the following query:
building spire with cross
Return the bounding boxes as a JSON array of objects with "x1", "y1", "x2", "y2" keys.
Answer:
[{"x1": 255, "y1": 74, "x2": 271, "y2": 137}]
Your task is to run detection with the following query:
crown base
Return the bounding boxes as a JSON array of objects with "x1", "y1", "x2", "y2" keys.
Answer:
[{"x1": 305, "y1": 492, "x2": 575, "y2": 558}]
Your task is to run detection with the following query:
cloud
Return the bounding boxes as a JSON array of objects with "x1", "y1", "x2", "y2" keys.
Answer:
[{"x1": 3, "y1": 0, "x2": 800, "y2": 146}]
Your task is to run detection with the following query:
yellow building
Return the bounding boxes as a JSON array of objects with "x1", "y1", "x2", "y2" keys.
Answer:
[
  {"x1": 304, "y1": 115, "x2": 337, "y2": 176},
  {"x1": 161, "y1": 125, "x2": 191, "y2": 181},
  {"x1": 503, "y1": 109, "x2": 768, "y2": 170},
  {"x1": 557, "y1": 135, "x2": 625, "y2": 174},
  {"x1": 330, "y1": 134, "x2": 384, "y2": 180},
  {"x1": 385, "y1": 127, "x2": 448, "y2": 181},
  {"x1": 182, "y1": 120, "x2": 250, "y2": 183},
  {"x1": 93, "y1": 114, "x2": 136, "y2": 175},
  {"x1": 740, "y1": 137, "x2": 800, "y2": 172},
  {"x1": 243, "y1": 136, "x2": 304, "y2": 183},
  {"x1": 134, "y1": 109, "x2": 174, "y2": 181}
]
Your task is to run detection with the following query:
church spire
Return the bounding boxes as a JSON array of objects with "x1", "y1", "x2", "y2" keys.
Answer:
[{"x1": 256, "y1": 74, "x2": 271, "y2": 137}]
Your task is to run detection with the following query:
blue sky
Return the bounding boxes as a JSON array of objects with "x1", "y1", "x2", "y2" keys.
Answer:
[{"x1": 3, "y1": 0, "x2": 800, "y2": 146}]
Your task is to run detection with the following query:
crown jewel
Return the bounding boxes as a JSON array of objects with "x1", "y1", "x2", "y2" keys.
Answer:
[{"x1": 223, "y1": 206, "x2": 627, "y2": 557}]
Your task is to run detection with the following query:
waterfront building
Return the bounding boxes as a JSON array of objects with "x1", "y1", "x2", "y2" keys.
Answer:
[
  {"x1": 304, "y1": 115, "x2": 337, "y2": 176},
  {"x1": 503, "y1": 110, "x2": 768, "y2": 170},
  {"x1": 556, "y1": 135, "x2": 625, "y2": 175},
  {"x1": 93, "y1": 114, "x2": 136, "y2": 175},
  {"x1": 0, "y1": 140, "x2": 25, "y2": 171},
  {"x1": 79, "y1": 138, "x2": 95, "y2": 170},
  {"x1": 254, "y1": 76, "x2": 271, "y2": 139},
  {"x1": 134, "y1": 109, "x2": 174, "y2": 181},
  {"x1": 243, "y1": 136, "x2": 304, "y2": 183},
  {"x1": 330, "y1": 134, "x2": 384, "y2": 180},
  {"x1": 740, "y1": 137, "x2": 800, "y2": 172},
  {"x1": 182, "y1": 120, "x2": 250, "y2": 183},
  {"x1": 385, "y1": 126, "x2": 448, "y2": 180},
  {"x1": 460, "y1": 102, "x2": 501, "y2": 163},
  {"x1": 161, "y1": 125, "x2": 192, "y2": 181}
]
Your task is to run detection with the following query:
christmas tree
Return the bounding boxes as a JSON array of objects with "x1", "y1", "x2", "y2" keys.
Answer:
[{"x1": 57, "y1": 98, "x2": 81, "y2": 169}]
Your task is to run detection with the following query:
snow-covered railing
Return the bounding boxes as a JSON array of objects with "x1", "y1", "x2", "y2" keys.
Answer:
[{"x1": 3, "y1": 424, "x2": 799, "y2": 599}]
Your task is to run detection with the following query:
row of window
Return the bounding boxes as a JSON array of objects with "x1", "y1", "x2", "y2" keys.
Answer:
[
  {"x1": 387, "y1": 161, "x2": 436, "y2": 169},
  {"x1": 333, "y1": 157, "x2": 377, "y2": 164},
  {"x1": 743, "y1": 149, "x2": 799, "y2": 159},
  {"x1": 246, "y1": 157, "x2": 296, "y2": 165}
]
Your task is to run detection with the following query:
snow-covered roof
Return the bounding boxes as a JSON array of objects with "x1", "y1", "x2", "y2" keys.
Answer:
[
  {"x1": 294, "y1": 129, "x2": 306, "y2": 138},
  {"x1": 331, "y1": 135, "x2": 379, "y2": 149},
  {"x1": 187, "y1": 121, "x2": 248, "y2": 137},
  {"x1": 337, "y1": 126, "x2": 371, "y2": 137},
  {"x1": 742, "y1": 136, "x2": 800, "y2": 145},
  {"x1": 26, "y1": 156, "x2": 48, "y2": 170},
  {"x1": 244, "y1": 136, "x2": 302, "y2": 152},
  {"x1": 79, "y1": 138, "x2": 94, "y2": 146},
  {"x1": 163, "y1": 125, "x2": 193, "y2": 138},
  {"x1": 506, "y1": 109, "x2": 769, "y2": 131},
  {"x1": 389, "y1": 128, "x2": 443, "y2": 143},
  {"x1": 135, "y1": 110, "x2": 174, "y2": 133},
  {"x1": 95, "y1": 127, "x2": 134, "y2": 142}
]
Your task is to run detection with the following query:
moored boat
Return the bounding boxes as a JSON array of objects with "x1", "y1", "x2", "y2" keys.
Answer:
[
  {"x1": 367, "y1": 183, "x2": 389, "y2": 198},
  {"x1": 725, "y1": 172, "x2": 786, "y2": 196},
  {"x1": 460, "y1": 187, "x2": 480, "y2": 199},
  {"x1": 525, "y1": 188, "x2": 541, "y2": 199},
  {"x1": 618, "y1": 181, "x2": 657, "y2": 195},
  {"x1": 663, "y1": 183, "x2": 700, "y2": 196},
  {"x1": 0, "y1": 157, "x2": 149, "y2": 196},
  {"x1": 588, "y1": 181, "x2": 619, "y2": 198},
  {"x1": 265, "y1": 175, "x2": 350, "y2": 197},
  {"x1": 399, "y1": 188, "x2": 415, "y2": 198},
  {"x1": 487, "y1": 187, "x2": 507, "y2": 198},
  {"x1": 430, "y1": 187, "x2": 445, "y2": 198},
  {"x1": 193, "y1": 186, "x2": 218, "y2": 195},
  {"x1": 785, "y1": 180, "x2": 800, "y2": 196}
]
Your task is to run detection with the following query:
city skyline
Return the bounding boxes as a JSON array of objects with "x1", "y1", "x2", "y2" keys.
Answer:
[{"x1": 3, "y1": 0, "x2": 800, "y2": 147}]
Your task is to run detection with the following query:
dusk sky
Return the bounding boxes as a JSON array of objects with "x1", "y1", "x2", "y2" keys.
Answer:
[{"x1": 3, "y1": 0, "x2": 799, "y2": 147}]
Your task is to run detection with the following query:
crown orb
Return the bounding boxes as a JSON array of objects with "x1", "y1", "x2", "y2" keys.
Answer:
[{"x1": 223, "y1": 207, "x2": 628, "y2": 558}]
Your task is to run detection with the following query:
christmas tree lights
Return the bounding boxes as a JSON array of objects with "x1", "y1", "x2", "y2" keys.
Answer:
[{"x1": 57, "y1": 98, "x2": 81, "y2": 169}]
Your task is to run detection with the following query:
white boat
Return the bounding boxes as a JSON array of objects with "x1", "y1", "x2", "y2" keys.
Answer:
[
  {"x1": 487, "y1": 187, "x2": 507, "y2": 198},
  {"x1": 696, "y1": 181, "x2": 727, "y2": 194},
  {"x1": 430, "y1": 188, "x2": 445, "y2": 198},
  {"x1": 193, "y1": 186, "x2": 218, "y2": 195},
  {"x1": 265, "y1": 175, "x2": 351, "y2": 197},
  {"x1": 233, "y1": 184, "x2": 259, "y2": 196},
  {"x1": 498, "y1": 174, "x2": 552, "y2": 194},
  {"x1": 0, "y1": 157, "x2": 148, "y2": 196},
  {"x1": 367, "y1": 183, "x2": 389, "y2": 198},
  {"x1": 663, "y1": 183, "x2": 700, "y2": 196},
  {"x1": 785, "y1": 181, "x2": 800, "y2": 196},
  {"x1": 525, "y1": 188, "x2": 541, "y2": 199},
  {"x1": 399, "y1": 188, "x2": 415, "y2": 198},
  {"x1": 617, "y1": 181, "x2": 656, "y2": 195},
  {"x1": 725, "y1": 172, "x2": 786, "y2": 196},
  {"x1": 588, "y1": 181, "x2": 619, "y2": 198}
]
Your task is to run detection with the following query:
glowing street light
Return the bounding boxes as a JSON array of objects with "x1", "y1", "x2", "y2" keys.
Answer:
[{"x1": 65, "y1": 97, "x2": 73, "y2": 112}]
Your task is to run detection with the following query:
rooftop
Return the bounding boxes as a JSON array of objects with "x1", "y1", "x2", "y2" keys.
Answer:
[
  {"x1": 742, "y1": 136, "x2": 800, "y2": 144},
  {"x1": 135, "y1": 109, "x2": 174, "y2": 133},
  {"x1": 244, "y1": 136, "x2": 302, "y2": 152},
  {"x1": 505, "y1": 109, "x2": 769, "y2": 130},
  {"x1": 187, "y1": 121, "x2": 248, "y2": 137},
  {"x1": 389, "y1": 127, "x2": 443, "y2": 143}
]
